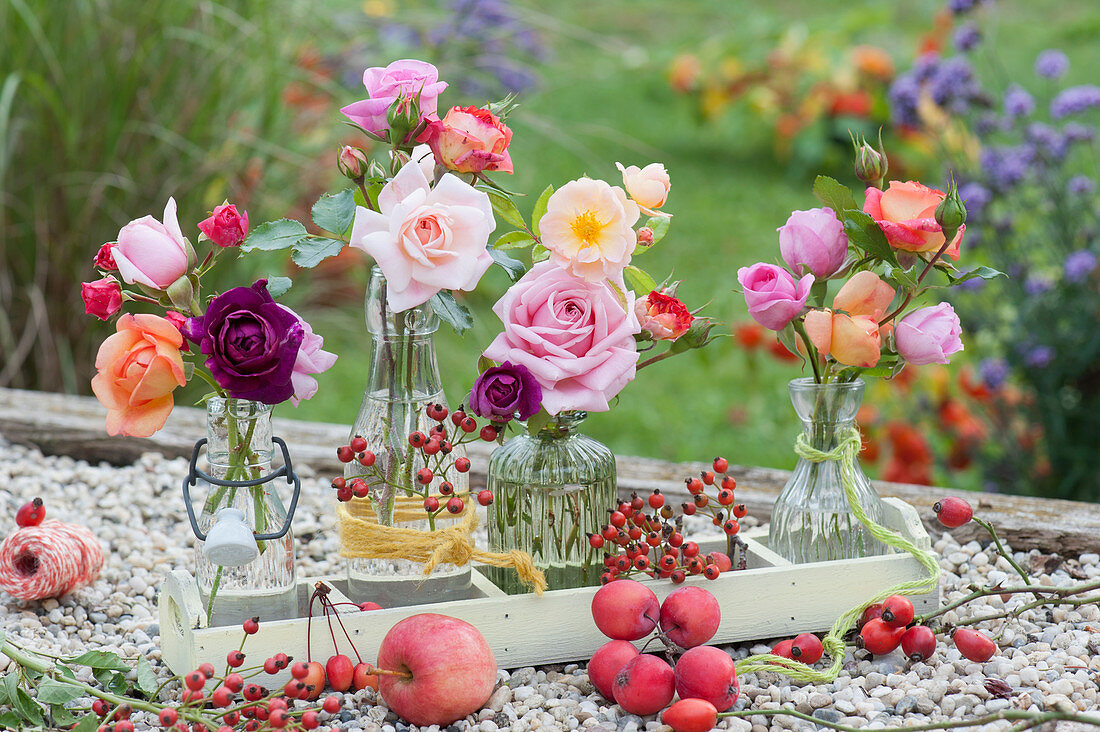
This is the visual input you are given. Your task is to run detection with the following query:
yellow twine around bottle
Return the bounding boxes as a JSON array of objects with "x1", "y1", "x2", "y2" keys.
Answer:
[
  {"x1": 733, "y1": 427, "x2": 941, "y2": 683},
  {"x1": 337, "y1": 496, "x2": 547, "y2": 595}
]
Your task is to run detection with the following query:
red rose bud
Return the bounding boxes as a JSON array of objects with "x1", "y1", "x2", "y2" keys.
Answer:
[
  {"x1": 634, "y1": 289, "x2": 693, "y2": 341},
  {"x1": 198, "y1": 203, "x2": 249, "y2": 248},
  {"x1": 94, "y1": 242, "x2": 118, "y2": 272},
  {"x1": 338, "y1": 146, "x2": 368, "y2": 180},
  {"x1": 417, "y1": 105, "x2": 514, "y2": 174},
  {"x1": 164, "y1": 311, "x2": 191, "y2": 352},
  {"x1": 81, "y1": 277, "x2": 122, "y2": 320}
]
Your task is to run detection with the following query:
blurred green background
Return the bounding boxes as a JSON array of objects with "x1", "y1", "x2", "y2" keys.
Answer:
[{"x1": 4, "y1": 0, "x2": 1100, "y2": 491}]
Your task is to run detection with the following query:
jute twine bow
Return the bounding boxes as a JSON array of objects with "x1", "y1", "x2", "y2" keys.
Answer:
[
  {"x1": 733, "y1": 427, "x2": 941, "y2": 683},
  {"x1": 337, "y1": 497, "x2": 547, "y2": 595}
]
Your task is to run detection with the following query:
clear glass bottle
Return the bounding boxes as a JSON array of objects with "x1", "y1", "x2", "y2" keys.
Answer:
[
  {"x1": 195, "y1": 398, "x2": 296, "y2": 626},
  {"x1": 344, "y1": 266, "x2": 470, "y2": 605},
  {"x1": 768, "y1": 378, "x2": 889, "y2": 563},
  {"x1": 484, "y1": 411, "x2": 616, "y2": 594}
]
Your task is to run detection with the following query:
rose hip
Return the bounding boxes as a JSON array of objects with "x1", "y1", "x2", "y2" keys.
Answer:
[
  {"x1": 771, "y1": 639, "x2": 794, "y2": 659},
  {"x1": 663, "y1": 698, "x2": 719, "y2": 732},
  {"x1": 933, "y1": 496, "x2": 973, "y2": 528},
  {"x1": 15, "y1": 498, "x2": 45, "y2": 527},
  {"x1": 858, "y1": 602, "x2": 884, "y2": 631},
  {"x1": 881, "y1": 594, "x2": 915, "y2": 628},
  {"x1": 659, "y1": 586, "x2": 721, "y2": 649},
  {"x1": 790, "y1": 632, "x2": 824, "y2": 664},
  {"x1": 953, "y1": 627, "x2": 997, "y2": 662},
  {"x1": 613, "y1": 654, "x2": 675, "y2": 716},
  {"x1": 673, "y1": 645, "x2": 740, "y2": 711},
  {"x1": 587, "y1": 640, "x2": 640, "y2": 700},
  {"x1": 590, "y1": 579, "x2": 659, "y2": 641},
  {"x1": 901, "y1": 625, "x2": 937, "y2": 662},
  {"x1": 859, "y1": 618, "x2": 906, "y2": 655}
]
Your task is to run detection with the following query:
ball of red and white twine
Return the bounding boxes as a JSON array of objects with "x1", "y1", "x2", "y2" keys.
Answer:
[{"x1": 0, "y1": 519, "x2": 105, "y2": 600}]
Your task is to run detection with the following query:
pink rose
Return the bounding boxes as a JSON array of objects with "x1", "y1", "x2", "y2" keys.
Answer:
[
  {"x1": 278, "y1": 304, "x2": 338, "y2": 406},
  {"x1": 111, "y1": 198, "x2": 190, "y2": 290},
  {"x1": 737, "y1": 263, "x2": 813, "y2": 331},
  {"x1": 895, "y1": 303, "x2": 963, "y2": 365},
  {"x1": 615, "y1": 162, "x2": 671, "y2": 215},
  {"x1": 539, "y1": 177, "x2": 640, "y2": 283},
  {"x1": 417, "y1": 106, "x2": 513, "y2": 174},
  {"x1": 482, "y1": 262, "x2": 641, "y2": 415},
  {"x1": 349, "y1": 154, "x2": 496, "y2": 312},
  {"x1": 864, "y1": 181, "x2": 965, "y2": 261},
  {"x1": 340, "y1": 59, "x2": 448, "y2": 136},
  {"x1": 778, "y1": 207, "x2": 848, "y2": 279},
  {"x1": 198, "y1": 203, "x2": 249, "y2": 248},
  {"x1": 81, "y1": 277, "x2": 122, "y2": 321},
  {"x1": 163, "y1": 311, "x2": 191, "y2": 352}
]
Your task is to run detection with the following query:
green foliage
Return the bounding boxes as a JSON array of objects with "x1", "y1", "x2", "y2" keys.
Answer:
[
  {"x1": 429, "y1": 291, "x2": 474, "y2": 335},
  {"x1": 311, "y1": 189, "x2": 356, "y2": 235}
]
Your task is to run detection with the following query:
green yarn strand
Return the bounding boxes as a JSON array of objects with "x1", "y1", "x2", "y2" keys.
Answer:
[{"x1": 734, "y1": 428, "x2": 941, "y2": 683}]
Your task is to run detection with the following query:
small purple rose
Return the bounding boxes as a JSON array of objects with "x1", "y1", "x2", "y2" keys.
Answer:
[
  {"x1": 468, "y1": 361, "x2": 543, "y2": 422},
  {"x1": 184, "y1": 280, "x2": 304, "y2": 404},
  {"x1": 895, "y1": 303, "x2": 964, "y2": 366},
  {"x1": 778, "y1": 207, "x2": 848, "y2": 279}
]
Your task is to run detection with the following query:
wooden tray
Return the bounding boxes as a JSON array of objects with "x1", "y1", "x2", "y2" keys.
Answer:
[{"x1": 159, "y1": 497, "x2": 939, "y2": 683}]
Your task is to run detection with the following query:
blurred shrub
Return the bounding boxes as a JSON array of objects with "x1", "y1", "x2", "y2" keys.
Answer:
[{"x1": 0, "y1": 0, "x2": 328, "y2": 393}]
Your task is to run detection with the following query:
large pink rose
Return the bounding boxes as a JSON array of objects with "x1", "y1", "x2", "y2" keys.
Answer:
[
  {"x1": 482, "y1": 262, "x2": 641, "y2": 415},
  {"x1": 340, "y1": 59, "x2": 448, "y2": 135},
  {"x1": 864, "y1": 181, "x2": 965, "y2": 261},
  {"x1": 736, "y1": 263, "x2": 813, "y2": 331},
  {"x1": 349, "y1": 154, "x2": 496, "y2": 311},
  {"x1": 110, "y1": 198, "x2": 190, "y2": 290}
]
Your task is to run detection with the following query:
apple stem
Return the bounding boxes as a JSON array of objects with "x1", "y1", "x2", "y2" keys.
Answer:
[{"x1": 365, "y1": 665, "x2": 413, "y2": 680}]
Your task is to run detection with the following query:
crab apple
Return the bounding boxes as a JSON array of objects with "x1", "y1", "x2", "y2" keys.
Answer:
[
  {"x1": 860, "y1": 618, "x2": 906, "y2": 655},
  {"x1": 901, "y1": 625, "x2": 937, "y2": 662},
  {"x1": 771, "y1": 639, "x2": 794, "y2": 659},
  {"x1": 790, "y1": 633, "x2": 824, "y2": 664},
  {"x1": 613, "y1": 654, "x2": 675, "y2": 716},
  {"x1": 588, "y1": 640, "x2": 640, "y2": 700},
  {"x1": 376, "y1": 613, "x2": 496, "y2": 727},
  {"x1": 663, "y1": 698, "x2": 719, "y2": 732},
  {"x1": 353, "y1": 662, "x2": 379, "y2": 690},
  {"x1": 933, "y1": 496, "x2": 973, "y2": 528},
  {"x1": 360, "y1": 601, "x2": 383, "y2": 611},
  {"x1": 326, "y1": 654, "x2": 354, "y2": 692},
  {"x1": 881, "y1": 594, "x2": 915, "y2": 628},
  {"x1": 590, "y1": 579, "x2": 660, "y2": 641},
  {"x1": 660, "y1": 586, "x2": 721, "y2": 649},
  {"x1": 299, "y1": 661, "x2": 326, "y2": 700},
  {"x1": 706, "y1": 551, "x2": 732, "y2": 572},
  {"x1": 674, "y1": 644, "x2": 740, "y2": 711},
  {"x1": 953, "y1": 627, "x2": 997, "y2": 662}
]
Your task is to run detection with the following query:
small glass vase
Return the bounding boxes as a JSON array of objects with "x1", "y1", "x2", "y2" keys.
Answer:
[
  {"x1": 344, "y1": 266, "x2": 470, "y2": 606},
  {"x1": 485, "y1": 411, "x2": 617, "y2": 594},
  {"x1": 194, "y1": 398, "x2": 296, "y2": 626},
  {"x1": 768, "y1": 378, "x2": 890, "y2": 563}
]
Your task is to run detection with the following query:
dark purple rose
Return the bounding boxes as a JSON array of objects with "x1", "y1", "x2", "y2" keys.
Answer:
[
  {"x1": 183, "y1": 280, "x2": 303, "y2": 404},
  {"x1": 468, "y1": 362, "x2": 542, "y2": 422}
]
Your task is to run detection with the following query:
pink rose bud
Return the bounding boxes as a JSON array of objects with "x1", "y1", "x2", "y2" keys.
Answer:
[
  {"x1": 93, "y1": 242, "x2": 118, "y2": 272},
  {"x1": 81, "y1": 277, "x2": 122, "y2": 321},
  {"x1": 198, "y1": 203, "x2": 249, "y2": 248},
  {"x1": 737, "y1": 263, "x2": 813, "y2": 331},
  {"x1": 635, "y1": 289, "x2": 694, "y2": 341},
  {"x1": 163, "y1": 310, "x2": 191, "y2": 352},
  {"x1": 778, "y1": 207, "x2": 848, "y2": 279},
  {"x1": 111, "y1": 198, "x2": 190, "y2": 290},
  {"x1": 417, "y1": 106, "x2": 514, "y2": 174},
  {"x1": 895, "y1": 303, "x2": 964, "y2": 365},
  {"x1": 337, "y1": 146, "x2": 368, "y2": 179},
  {"x1": 636, "y1": 227, "x2": 655, "y2": 247},
  {"x1": 340, "y1": 59, "x2": 448, "y2": 136}
]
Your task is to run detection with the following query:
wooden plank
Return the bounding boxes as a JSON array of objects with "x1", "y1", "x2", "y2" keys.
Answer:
[{"x1": 2, "y1": 387, "x2": 1098, "y2": 554}]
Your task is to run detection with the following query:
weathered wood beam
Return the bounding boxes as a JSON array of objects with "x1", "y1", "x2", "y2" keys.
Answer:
[{"x1": 2, "y1": 387, "x2": 1096, "y2": 554}]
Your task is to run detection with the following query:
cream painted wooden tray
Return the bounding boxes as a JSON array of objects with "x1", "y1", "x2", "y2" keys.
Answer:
[{"x1": 159, "y1": 497, "x2": 939, "y2": 684}]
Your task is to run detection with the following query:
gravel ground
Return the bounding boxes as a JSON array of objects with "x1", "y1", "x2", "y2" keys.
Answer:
[{"x1": 1, "y1": 438, "x2": 1098, "y2": 731}]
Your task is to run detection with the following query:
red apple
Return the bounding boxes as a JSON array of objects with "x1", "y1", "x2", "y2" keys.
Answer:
[
  {"x1": 376, "y1": 613, "x2": 496, "y2": 726},
  {"x1": 588, "y1": 640, "x2": 639, "y2": 700}
]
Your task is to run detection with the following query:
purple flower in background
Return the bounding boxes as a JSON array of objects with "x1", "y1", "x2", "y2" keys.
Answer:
[
  {"x1": 888, "y1": 74, "x2": 921, "y2": 127},
  {"x1": 1023, "y1": 275, "x2": 1053, "y2": 296},
  {"x1": 1004, "y1": 85, "x2": 1035, "y2": 118},
  {"x1": 1064, "y1": 250, "x2": 1098, "y2": 282},
  {"x1": 959, "y1": 181, "x2": 992, "y2": 219},
  {"x1": 1035, "y1": 49, "x2": 1070, "y2": 79},
  {"x1": 930, "y1": 57, "x2": 979, "y2": 112},
  {"x1": 974, "y1": 112, "x2": 1003, "y2": 138},
  {"x1": 979, "y1": 358, "x2": 1010, "y2": 389},
  {"x1": 948, "y1": 0, "x2": 977, "y2": 15},
  {"x1": 1051, "y1": 86, "x2": 1100, "y2": 119},
  {"x1": 1063, "y1": 122, "x2": 1096, "y2": 143},
  {"x1": 913, "y1": 53, "x2": 940, "y2": 82},
  {"x1": 954, "y1": 23, "x2": 982, "y2": 53},
  {"x1": 1024, "y1": 345, "x2": 1055, "y2": 369},
  {"x1": 1025, "y1": 122, "x2": 1068, "y2": 160},
  {"x1": 1067, "y1": 175, "x2": 1096, "y2": 196},
  {"x1": 468, "y1": 361, "x2": 543, "y2": 421},
  {"x1": 980, "y1": 145, "x2": 1035, "y2": 191},
  {"x1": 958, "y1": 276, "x2": 987, "y2": 291}
]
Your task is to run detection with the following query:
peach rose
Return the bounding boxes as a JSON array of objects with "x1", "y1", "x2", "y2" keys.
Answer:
[
  {"x1": 539, "y1": 177, "x2": 640, "y2": 283},
  {"x1": 418, "y1": 106, "x2": 513, "y2": 174},
  {"x1": 804, "y1": 271, "x2": 895, "y2": 368},
  {"x1": 91, "y1": 314, "x2": 187, "y2": 437},
  {"x1": 864, "y1": 181, "x2": 965, "y2": 261},
  {"x1": 615, "y1": 162, "x2": 671, "y2": 216}
]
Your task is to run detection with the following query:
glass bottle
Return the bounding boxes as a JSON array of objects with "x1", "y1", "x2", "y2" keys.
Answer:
[
  {"x1": 344, "y1": 266, "x2": 470, "y2": 605},
  {"x1": 484, "y1": 411, "x2": 616, "y2": 594},
  {"x1": 194, "y1": 398, "x2": 296, "y2": 626},
  {"x1": 768, "y1": 378, "x2": 889, "y2": 563}
]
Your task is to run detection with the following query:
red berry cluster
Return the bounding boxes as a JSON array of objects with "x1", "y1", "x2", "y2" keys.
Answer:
[
  {"x1": 590, "y1": 457, "x2": 748, "y2": 585},
  {"x1": 331, "y1": 403, "x2": 494, "y2": 521},
  {"x1": 588, "y1": 580, "x2": 738, "y2": 719}
]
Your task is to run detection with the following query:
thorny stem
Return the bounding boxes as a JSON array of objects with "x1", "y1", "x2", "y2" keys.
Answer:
[
  {"x1": 718, "y1": 707, "x2": 1100, "y2": 731},
  {"x1": 971, "y1": 516, "x2": 1033, "y2": 588},
  {"x1": 915, "y1": 579, "x2": 1100, "y2": 626},
  {"x1": 951, "y1": 592, "x2": 1100, "y2": 630}
]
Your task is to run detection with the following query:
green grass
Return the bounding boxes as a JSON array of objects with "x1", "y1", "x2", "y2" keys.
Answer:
[{"x1": 281, "y1": 0, "x2": 1100, "y2": 479}]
